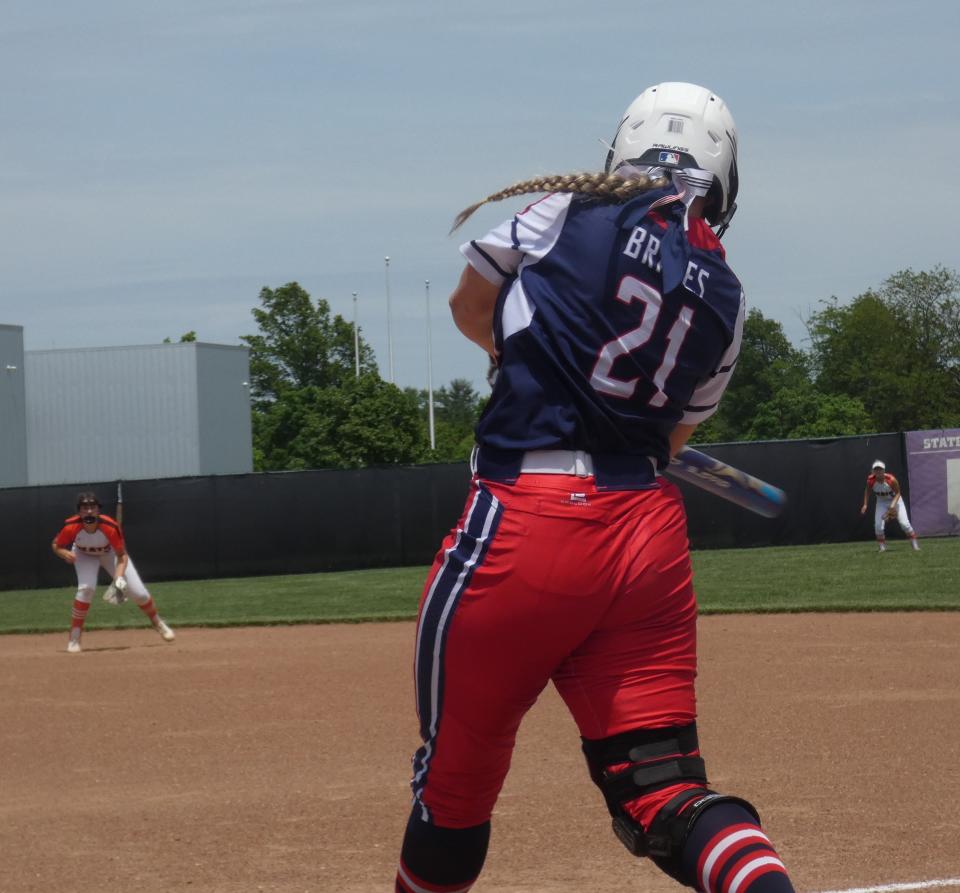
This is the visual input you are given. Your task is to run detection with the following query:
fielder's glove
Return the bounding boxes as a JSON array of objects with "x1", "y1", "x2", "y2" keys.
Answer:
[
  {"x1": 103, "y1": 576, "x2": 128, "y2": 605},
  {"x1": 883, "y1": 507, "x2": 898, "y2": 522}
]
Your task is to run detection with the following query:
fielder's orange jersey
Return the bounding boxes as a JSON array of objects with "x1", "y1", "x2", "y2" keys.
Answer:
[
  {"x1": 867, "y1": 472, "x2": 897, "y2": 498},
  {"x1": 54, "y1": 515, "x2": 126, "y2": 554}
]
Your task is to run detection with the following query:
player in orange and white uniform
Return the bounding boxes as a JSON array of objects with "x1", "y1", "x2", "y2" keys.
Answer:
[
  {"x1": 860, "y1": 460, "x2": 920, "y2": 552},
  {"x1": 51, "y1": 491, "x2": 176, "y2": 653}
]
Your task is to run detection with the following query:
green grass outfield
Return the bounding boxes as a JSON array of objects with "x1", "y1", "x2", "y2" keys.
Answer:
[{"x1": 1, "y1": 537, "x2": 957, "y2": 635}]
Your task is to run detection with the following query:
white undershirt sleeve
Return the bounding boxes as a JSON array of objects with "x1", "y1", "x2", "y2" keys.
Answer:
[{"x1": 460, "y1": 193, "x2": 573, "y2": 285}]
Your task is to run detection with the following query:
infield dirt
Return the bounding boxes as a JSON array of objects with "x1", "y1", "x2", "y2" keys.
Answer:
[{"x1": 1, "y1": 613, "x2": 958, "y2": 892}]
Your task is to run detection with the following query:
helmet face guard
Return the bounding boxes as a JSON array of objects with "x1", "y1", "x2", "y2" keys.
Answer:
[{"x1": 605, "y1": 82, "x2": 739, "y2": 231}]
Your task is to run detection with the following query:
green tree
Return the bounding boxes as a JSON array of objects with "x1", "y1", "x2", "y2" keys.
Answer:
[
  {"x1": 434, "y1": 379, "x2": 485, "y2": 430},
  {"x1": 406, "y1": 378, "x2": 486, "y2": 462},
  {"x1": 430, "y1": 420, "x2": 478, "y2": 462},
  {"x1": 745, "y1": 382, "x2": 874, "y2": 440},
  {"x1": 162, "y1": 331, "x2": 198, "y2": 343},
  {"x1": 241, "y1": 282, "x2": 377, "y2": 409},
  {"x1": 253, "y1": 374, "x2": 425, "y2": 470},
  {"x1": 808, "y1": 267, "x2": 960, "y2": 430},
  {"x1": 243, "y1": 283, "x2": 426, "y2": 470},
  {"x1": 692, "y1": 308, "x2": 811, "y2": 443}
]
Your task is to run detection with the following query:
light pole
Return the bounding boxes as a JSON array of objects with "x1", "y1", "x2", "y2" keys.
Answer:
[
  {"x1": 425, "y1": 279, "x2": 435, "y2": 451},
  {"x1": 352, "y1": 292, "x2": 360, "y2": 378},
  {"x1": 384, "y1": 256, "x2": 394, "y2": 383}
]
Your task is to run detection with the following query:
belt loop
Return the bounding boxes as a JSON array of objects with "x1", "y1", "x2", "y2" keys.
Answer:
[{"x1": 575, "y1": 450, "x2": 589, "y2": 477}]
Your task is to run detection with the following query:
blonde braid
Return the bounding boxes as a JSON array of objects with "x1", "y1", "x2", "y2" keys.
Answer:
[{"x1": 450, "y1": 171, "x2": 670, "y2": 233}]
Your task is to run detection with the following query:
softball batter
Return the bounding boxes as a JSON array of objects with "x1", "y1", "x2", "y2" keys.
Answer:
[
  {"x1": 860, "y1": 459, "x2": 920, "y2": 551},
  {"x1": 395, "y1": 83, "x2": 794, "y2": 893},
  {"x1": 51, "y1": 491, "x2": 175, "y2": 653}
]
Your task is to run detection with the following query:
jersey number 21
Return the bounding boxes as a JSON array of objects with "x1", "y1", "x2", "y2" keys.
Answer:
[{"x1": 590, "y1": 276, "x2": 694, "y2": 406}]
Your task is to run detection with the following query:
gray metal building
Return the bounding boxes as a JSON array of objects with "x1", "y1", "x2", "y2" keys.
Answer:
[
  {"x1": 20, "y1": 341, "x2": 252, "y2": 486},
  {"x1": 0, "y1": 325, "x2": 28, "y2": 487}
]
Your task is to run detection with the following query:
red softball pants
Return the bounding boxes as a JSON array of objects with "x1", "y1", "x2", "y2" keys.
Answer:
[{"x1": 409, "y1": 472, "x2": 697, "y2": 828}]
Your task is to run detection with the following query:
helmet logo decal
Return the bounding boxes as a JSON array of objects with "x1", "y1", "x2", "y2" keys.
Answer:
[{"x1": 658, "y1": 151, "x2": 682, "y2": 165}]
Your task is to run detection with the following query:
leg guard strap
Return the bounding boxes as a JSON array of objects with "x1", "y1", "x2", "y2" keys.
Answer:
[
  {"x1": 582, "y1": 723, "x2": 707, "y2": 818},
  {"x1": 646, "y1": 790, "x2": 759, "y2": 859}
]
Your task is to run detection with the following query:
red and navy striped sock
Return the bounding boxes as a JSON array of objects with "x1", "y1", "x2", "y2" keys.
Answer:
[
  {"x1": 683, "y1": 802, "x2": 793, "y2": 893},
  {"x1": 71, "y1": 598, "x2": 90, "y2": 632}
]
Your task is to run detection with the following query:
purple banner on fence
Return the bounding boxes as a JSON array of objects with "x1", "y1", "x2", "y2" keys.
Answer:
[{"x1": 905, "y1": 429, "x2": 960, "y2": 537}]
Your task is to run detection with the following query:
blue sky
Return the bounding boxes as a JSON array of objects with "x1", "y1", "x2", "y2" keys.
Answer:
[{"x1": 2, "y1": 1, "x2": 957, "y2": 393}]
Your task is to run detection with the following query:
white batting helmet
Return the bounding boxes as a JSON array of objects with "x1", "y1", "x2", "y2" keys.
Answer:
[
  {"x1": 872, "y1": 460, "x2": 886, "y2": 470},
  {"x1": 605, "y1": 82, "x2": 739, "y2": 230}
]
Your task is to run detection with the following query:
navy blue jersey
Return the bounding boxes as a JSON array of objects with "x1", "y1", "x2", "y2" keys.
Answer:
[{"x1": 462, "y1": 185, "x2": 745, "y2": 474}]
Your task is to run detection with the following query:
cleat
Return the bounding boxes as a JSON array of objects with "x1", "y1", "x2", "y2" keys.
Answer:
[
  {"x1": 67, "y1": 639, "x2": 81, "y2": 654},
  {"x1": 154, "y1": 619, "x2": 176, "y2": 642}
]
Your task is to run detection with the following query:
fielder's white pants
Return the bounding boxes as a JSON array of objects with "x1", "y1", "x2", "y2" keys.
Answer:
[
  {"x1": 874, "y1": 498, "x2": 915, "y2": 538},
  {"x1": 71, "y1": 548, "x2": 150, "y2": 605}
]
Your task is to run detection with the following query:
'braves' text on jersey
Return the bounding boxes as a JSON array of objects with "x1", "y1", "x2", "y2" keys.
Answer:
[{"x1": 463, "y1": 186, "x2": 745, "y2": 485}]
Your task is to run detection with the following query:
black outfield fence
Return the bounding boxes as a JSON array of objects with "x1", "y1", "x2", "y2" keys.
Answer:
[{"x1": 0, "y1": 433, "x2": 907, "y2": 591}]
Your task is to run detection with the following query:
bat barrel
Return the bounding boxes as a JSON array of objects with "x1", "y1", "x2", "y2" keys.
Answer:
[{"x1": 667, "y1": 448, "x2": 787, "y2": 518}]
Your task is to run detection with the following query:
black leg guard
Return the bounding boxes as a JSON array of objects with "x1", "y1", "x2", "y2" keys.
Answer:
[
  {"x1": 398, "y1": 809, "x2": 490, "y2": 889},
  {"x1": 581, "y1": 722, "x2": 760, "y2": 880},
  {"x1": 582, "y1": 722, "x2": 709, "y2": 845},
  {"x1": 646, "y1": 789, "x2": 760, "y2": 884}
]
